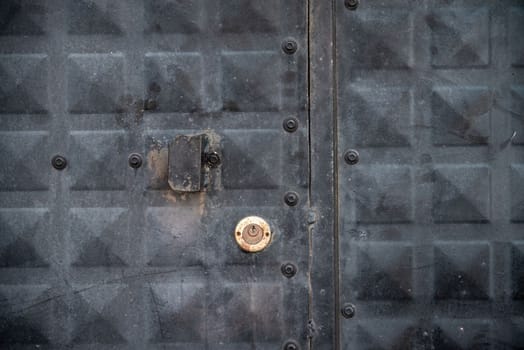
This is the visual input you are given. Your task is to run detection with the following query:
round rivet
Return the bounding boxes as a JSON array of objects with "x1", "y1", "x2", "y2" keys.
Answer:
[
  {"x1": 51, "y1": 155, "x2": 67, "y2": 170},
  {"x1": 284, "y1": 192, "x2": 299, "y2": 206},
  {"x1": 282, "y1": 39, "x2": 298, "y2": 55},
  {"x1": 128, "y1": 153, "x2": 143, "y2": 169},
  {"x1": 206, "y1": 152, "x2": 221, "y2": 167},
  {"x1": 283, "y1": 117, "x2": 299, "y2": 133},
  {"x1": 234, "y1": 216, "x2": 272, "y2": 253},
  {"x1": 341, "y1": 303, "x2": 356, "y2": 319},
  {"x1": 281, "y1": 263, "x2": 297, "y2": 278},
  {"x1": 284, "y1": 341, "x2": 299, "y2": 350},
  {"x1": 344, "y1": 149, "x2": 359, "y2": 165},
  {"x1": 344, "y1": 0, "x2": 359, "y2": 10}
]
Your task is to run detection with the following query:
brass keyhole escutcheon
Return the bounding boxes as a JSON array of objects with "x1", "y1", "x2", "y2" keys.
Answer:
[{"x1": 234, "y1": 216, "x2": 272, "y2": 253}]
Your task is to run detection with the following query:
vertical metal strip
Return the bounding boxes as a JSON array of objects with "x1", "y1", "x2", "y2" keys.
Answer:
[{"x1": 308, "y1": 0, "x2": 337, "y2": 348}]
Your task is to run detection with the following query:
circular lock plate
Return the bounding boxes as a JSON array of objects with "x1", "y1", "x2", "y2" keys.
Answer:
[{"x1": 234, "y1": 216, "x2": 272, "y2": 253}]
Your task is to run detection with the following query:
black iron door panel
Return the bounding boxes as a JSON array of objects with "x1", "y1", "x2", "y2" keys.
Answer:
[
  {"x1": 336, "y1": 1, "x2": 524, "y2": 349},
  {"x1": 0, "y1": 1, "x2": 308, "y2": 349}
]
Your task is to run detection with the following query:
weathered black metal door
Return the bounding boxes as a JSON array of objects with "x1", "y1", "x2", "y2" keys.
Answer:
[
  {"x1": 2, "y1": 1, "x2": 524, "y2": 349},
  {"x1": 335, "y1": 1, "x2": 524, "y2": 349},
  {"x1": 0, "y1": 1, "x2": 309, "y2": 348}
]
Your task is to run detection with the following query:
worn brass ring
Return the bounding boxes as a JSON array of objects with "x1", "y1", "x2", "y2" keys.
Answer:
[{"x1": 234, "y1": 216, "x2": 272, "y2": 253}]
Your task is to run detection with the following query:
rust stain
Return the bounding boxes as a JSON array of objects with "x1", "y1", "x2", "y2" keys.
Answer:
[
  {"x1": 160, "y1": 188, "x2": 207, "y2": 217},
  {"x1": 147, "y1": 146, "x2": 168, "y2": 187},
  {"x1": 198, "y1": 192, "x2": 206, "y2": 216},
  {"x1": 162, "y1": 190, "x2": 177, "y2": 205}
]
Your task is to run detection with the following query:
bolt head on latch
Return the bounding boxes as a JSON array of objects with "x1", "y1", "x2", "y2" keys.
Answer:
[
  {"x1": 234, "y1": 216, "x2": 272, "y2": 253},
  {"x1": 128, "y1": 153, "x2": 143, "y2": 169}
]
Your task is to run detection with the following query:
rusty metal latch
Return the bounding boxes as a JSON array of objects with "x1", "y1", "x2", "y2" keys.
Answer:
[{"x1": 168, "y1": 134, "x2": 220, "y2": 192}]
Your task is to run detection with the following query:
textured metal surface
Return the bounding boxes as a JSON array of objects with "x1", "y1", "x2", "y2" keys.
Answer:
[
  {"x1": 0, "y1": 0, "x2": 308, "y2": 348},
  {"x1": 337, "y1": 1, "x2": 524, "y2": 349}
]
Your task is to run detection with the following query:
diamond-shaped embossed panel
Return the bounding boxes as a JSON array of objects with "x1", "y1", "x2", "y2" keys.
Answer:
[
  {"x1": 144, "y1": 0, "x2": 202, "y2": 34},
  {"x1": 432, "y1": 165, "x2": 490, "y2": 223},
  {"x1": 428, "y1": 8, "x2": 490, "y2": 68},
  {"x1": 343, "y1": 10, "x2": 413, "y2": 69},
  {"x1": 69, "y1": 131, "x2": 127, "y2": 191},
  {"x1": 145, "y1": 53, "x2": 203, "y2": 113},
  {"x1": 0, "y1": 0, "x2": 46, "y2": 36},
  {"x1": 147, "y1": 282, "x2": 206, "y2": 344},
  {"x1": 221, "y1": 51, "x2": 282, "y2": 112},
  {"x1": 221, "y1": 130, "x2": 282, "y2": 190},
  {"x1": 69, "y1": 208, "x2": 130, "y2": 267},
  {"x1": 0, "y1": 284, "x2": 55, "y2": 345},
  {"x1": 352, "y1": 243, "x2": 413, "y2": 301},
  {"x1": 67, "y1": 54, "x2": 124, "y2": 114},
  {"x1": 434, "y1": 243, "x2": 491, "y2": 301},
  {"x1": 343, "y1": 86, "x2": 413, "y2": 147},
  {"x1": 0, "y1": 0, "x2": 308, "y2": 348},
  {"x1": 68, "y1": 283, "x2": 139, "y2": 344},
  {"x1": 219, "y1": 1, "x2": 279, "y2": 34},
  {"x1": 338, "y1": 1, "x2": 522, "y2": 348},
  {"x1": 431, "y1": 86, "x2": 491, "y2": 146},
  {"x1": 0, "y1": 132, "x2": 49, "y2": 191},
  {"x1": 67, "y1": 0, "x2": 122, "y2": 35},
  {"x1": 0, "y1": 209, "x2": 50, "y2": 268},
  {"x1": 345, "y1": 165, "x2": 414, "y2": 224},
  {"x1": 0, "y1": 54, "x2": 48, "y2": 114}
]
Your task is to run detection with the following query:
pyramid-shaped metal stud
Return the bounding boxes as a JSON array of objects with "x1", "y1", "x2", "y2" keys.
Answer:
[
  {"x1": 67, "y1": 0, "x2": 122, "y2": 35},
  {"x1": 345, "y1": 11, "x2": 413, "y2": 69},
  {"x1": 145, "y1": 53, "x2": 202, "y2": 113},
  {"x1": 149, "y1": 283, "x2": 206, "y2": 342},
  {"x1": 145, "y1": 207, "x2": 204, "y2": 267},
  {"x1": 0, "y1": 285, "x2": 52, "y2": 345},
  {"x1": 431, "y1": 87, "x2": 491, "y2": 146},
  {"x1": 70, "y1": 208, "x2": 128, "y2": 267},
  {"x1": 67, "y1": 54, "x2": 124, "y2": 114},
  {"x1": 0, "y1": 54, "x2": 48, "y2": 114},
  {"x1": 221, "y1": 52, "x2": 281, "y2": 112},
  {"x1": 70, "y1": 284, "x2": 126, "y2": 344},
  {"x1": 0, "y1": 133, "x2": 49, "y2": 191},
  {"x1": 428, "y1": 8, "x2": 490, "y2": 67},
  {"x1": 355, "y1": 320, "x2": 417, "y2": 350},
  {"x1": 351, "y1": 165, "x2": 413, "y2": 224},
  {"x1": 0, "y1": 0, "x2": 46, "y2": 36},
  {"x1": 144, "y1": 0, "x2": 202, "y2": 34},
  {"x1": 348, "y1": 87, "x2": 412, "y2": 147},
  {"x1": 434, "y1": 243, "x2": 490, "y2": 300},
  {"x1": 432, "y1": 165, "x2": 490, "y2": 223},
  {"x1": 354, "y1": 243, "x2": 413, "y2": 300},
  {"x1": 219, "y1": 0, "x2": 279, "y2": 33},
  {"x1": 69, "y1": 132, "x2": 127, "y2": 190}
]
